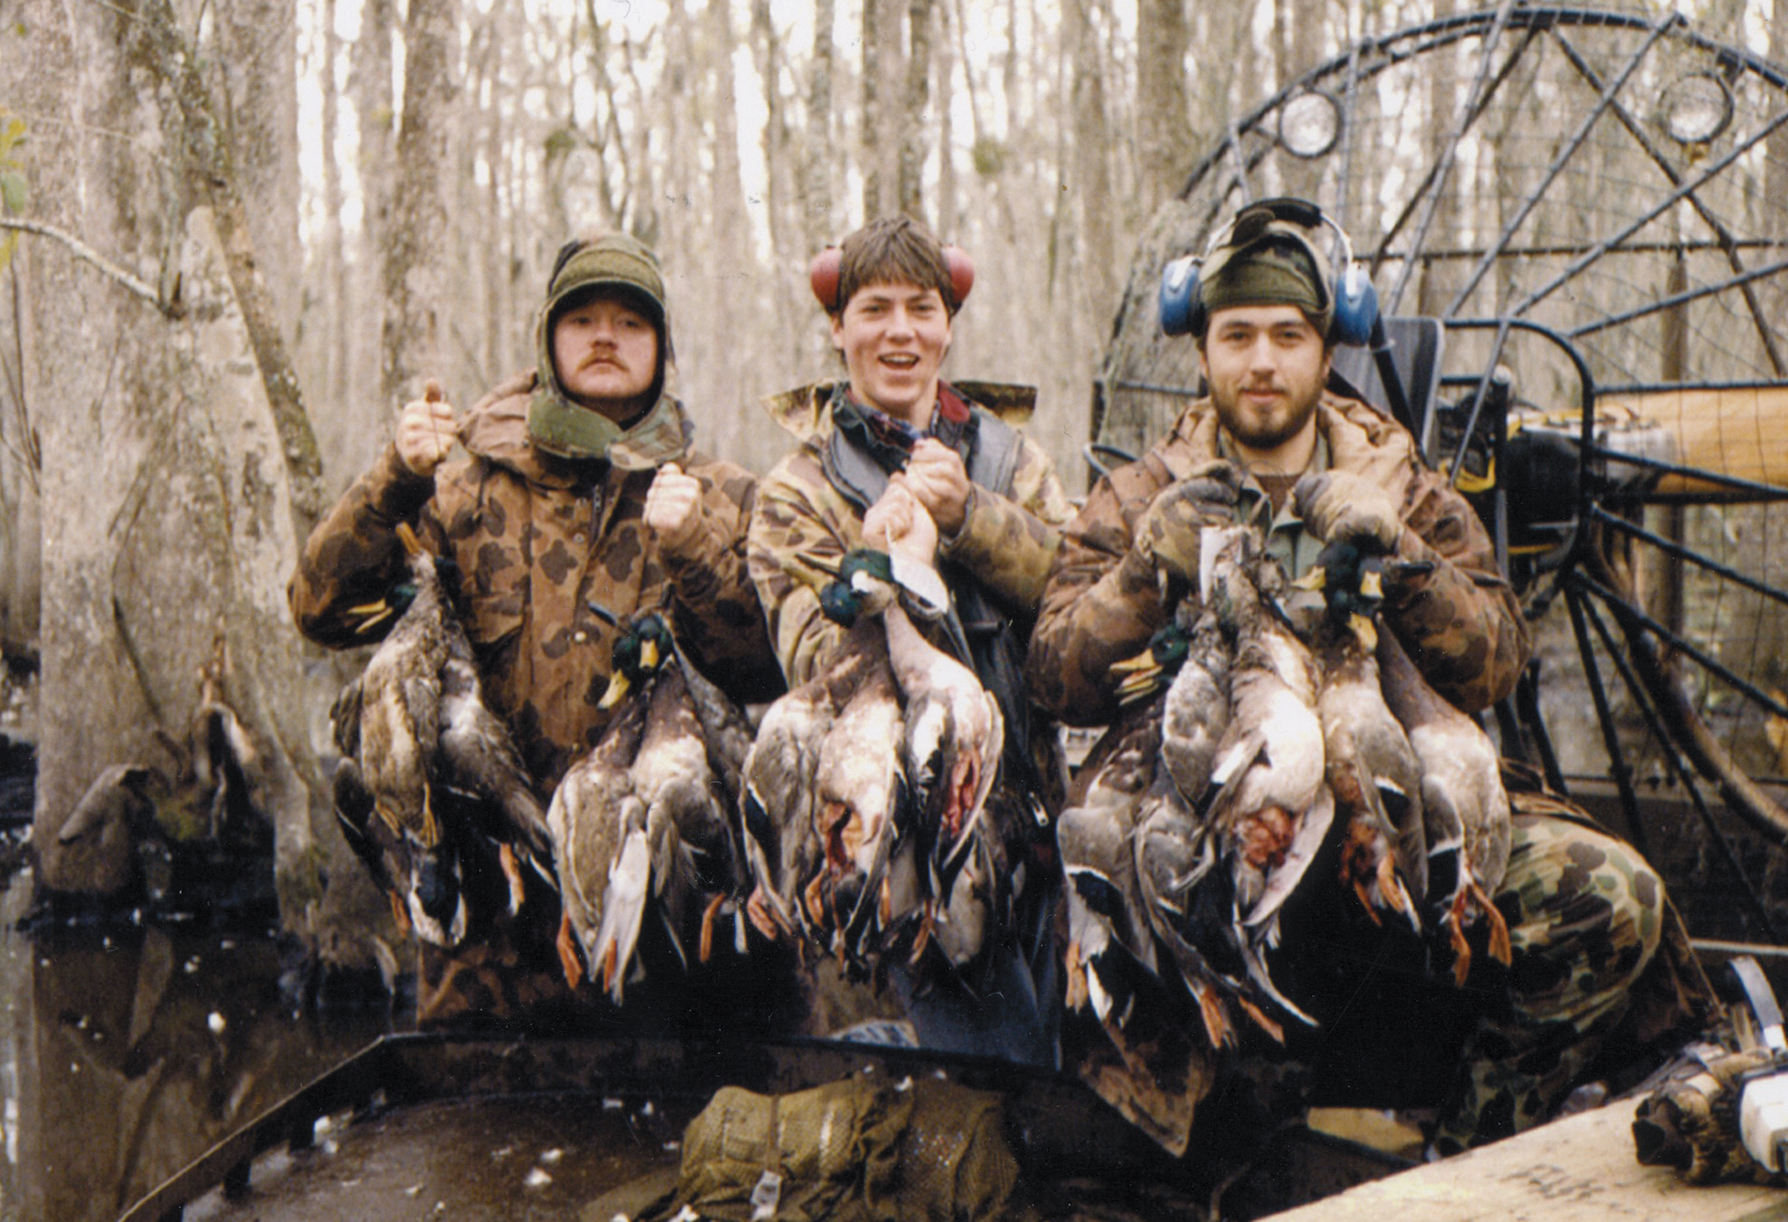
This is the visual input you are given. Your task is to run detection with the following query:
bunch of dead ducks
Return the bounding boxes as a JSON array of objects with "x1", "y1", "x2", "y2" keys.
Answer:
[
  {"x1": 331, "y1": 530, "x2": 1016, "y2": 1005},
  {"x1": 332, "y1": 514, "x2": 1512, "y2": 1033},
  {"x1": 331, "y1": 523, "x2": 557, "y2": 951},
  {"x1": 1060, "y1": 519, "x2": 1514, "y2": 1055},
  {"x1": 738, "y1": 548, "x2": 1014, "y2": 983}
]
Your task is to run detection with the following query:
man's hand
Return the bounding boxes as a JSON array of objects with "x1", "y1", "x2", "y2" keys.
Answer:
[
  {"x1": 396, "y1": 379, "x2": 459, "y2": 477},
  {"x1": 644, "y1": 462, "x2": 705, "y2": 556},
  {"x1": 1293, "y1": 470, "x2": 1402, "y2": 550},
  {"x1": 1134, "y1": 460, "x2": 1241, "y2": 583},
  {"x1": 902, "y1": 438, "x2": 972, "y2": 536},
  {"x1": 864, "y1": 478, "x2": 939, "y2": 563}
]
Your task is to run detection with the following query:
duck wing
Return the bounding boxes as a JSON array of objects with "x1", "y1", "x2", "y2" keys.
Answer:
[
  {"x1": 1160, "y1": 611, "x2": 1231, "y2": 808},
  {"x1": 546, "y1": 695, "x2": 647, "y2": 987},
  {"x1": 738, "y1": 641, "x2": 877, "y2": 940},
  {"x1": 1316, "y1": 638, "x2": 1422, "y2": 932},
  {"x1": 1377, "y1": 631, "x2": 1513, "y2": 984},
  {"x1": 1057, "y1": 702, "x2": 1161, "y2": 1022}
]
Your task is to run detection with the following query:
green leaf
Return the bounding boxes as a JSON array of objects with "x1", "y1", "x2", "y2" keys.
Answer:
[{"x1": 0, "y1": 171, "x2": 24, "y2": 215}]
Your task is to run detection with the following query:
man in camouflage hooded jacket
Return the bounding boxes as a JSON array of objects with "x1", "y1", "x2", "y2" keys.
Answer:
[
  {"x1": 747, "y1": 216, "x2": 1074, "y2": 1065},
  {"x1": 291, "y1": 231, "x2": 781, "y2": 1027},
  {"x1": 1029, "y1": 198, "x2": 1673, "y2": 1152}
]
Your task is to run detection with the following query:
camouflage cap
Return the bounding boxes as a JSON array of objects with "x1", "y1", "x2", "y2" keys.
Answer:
[
  {"x1": 543, "y1": 231, "x2": 667, "y2": 327},
  {"x1": 1199, "y1": 205, "x2": 1335, "y2": 336}
]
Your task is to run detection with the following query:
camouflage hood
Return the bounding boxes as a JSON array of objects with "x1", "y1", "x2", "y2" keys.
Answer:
[{"x1": 527, "y1": 232, "x2": 686, "y2": 468}]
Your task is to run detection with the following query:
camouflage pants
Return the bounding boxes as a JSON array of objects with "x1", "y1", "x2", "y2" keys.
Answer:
[
  {"x1": 415, "y1": 890, "x2": 580, "y2": 1031},
  {"x1": 1432, "y1": 811, "x2": 1664, "y2": 1153}
]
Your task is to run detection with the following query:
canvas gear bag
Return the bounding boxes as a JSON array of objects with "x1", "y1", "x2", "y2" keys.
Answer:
[{"x1": 628, "y1": 1074, "x2": 1033, "y2": 1222}]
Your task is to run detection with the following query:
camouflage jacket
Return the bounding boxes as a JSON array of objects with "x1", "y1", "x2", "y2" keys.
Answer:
[
  {"x1": 1028, "y1": 390, "x2": 1529, "y2": 725},
  {"x1": 290, "y1": 371, "x2": 780, "y2": 792},
  {"x1": 747, "y1": 380, "x2": 1074, "y2": 687}
]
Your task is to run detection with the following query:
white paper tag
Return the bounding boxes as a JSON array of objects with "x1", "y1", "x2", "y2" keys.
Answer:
[{"x1": 749, "y1": 1169, "x2": 784, "y2": 1221}]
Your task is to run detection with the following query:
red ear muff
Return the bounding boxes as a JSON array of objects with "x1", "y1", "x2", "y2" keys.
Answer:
[
  {"x1": 809, "y1": 247, "x2": 842, "y2": 311},
  {"x1": 812, "y1": 241, "x2": 975, "y2": 310},
  {"x1": 944, "y1": 245, "x2": 974, "y2": 307}
]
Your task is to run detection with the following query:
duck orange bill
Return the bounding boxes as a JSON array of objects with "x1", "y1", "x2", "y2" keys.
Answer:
[
  {"x1": 347, "y1": 601, "x2": 398, "y2": 632},
  {"x1": 597, "y1": 671, "x2": 631, "y2": 709},
  {"x1": 395, "y1": 520, "x2": 424, "y2": 557},
  {"x1": 1347, "y1": 613, "x2": 1379, "y2": 652}
]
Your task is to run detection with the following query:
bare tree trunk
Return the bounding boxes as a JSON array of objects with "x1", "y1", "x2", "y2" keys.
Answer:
[
  {"x1": 862, "y1": 0, "x2": 905, "y2": 219},
  {"x1": 216, "y1": 0, "x2": 302, "y2": 344},
  {"x1": 138, "y1": 0, "x2": 326, "y2": 527},
  {"x1": 899, "y1": 0, "x2": 933, "y2": 222},
  {"x1": 321, "y1": 0, "x2": 349, "y2": 433},
  {"x1": 936, "y1": 0, "x2": 958, "y2": 235},
  {"x1": 1273, "y1": 0, "x2": 1326, "y2": 201},
  {"x1": 1068, "y1": 0, "x2": 1116, "y2": 322},
  {"x1": 700, "y1": 0, "x2": 755, "y2": 460},
  {"x1": 752, "y1": 0, "x2": 803, "y2": 369},
  {"x1": 1137, "y1": 0, "x2": 1194, "y2": 207},
  {"x1": 21, "y1": 0, "x2": 376, "y2": 973},
  {"x1": 802, "y1": 0, "x2": 838, "y2": 252},
  {"x1": 1416, "y1": 0, "x2": 1461, "y2": 315},
  {"x1": 381, "y1": 0, "x2": 459, "y2": 404}
]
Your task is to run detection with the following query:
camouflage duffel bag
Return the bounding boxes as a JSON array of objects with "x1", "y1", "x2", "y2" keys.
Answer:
[{"x1": 630, "y1": 1072, "x2": 1034, "y2": 1222}]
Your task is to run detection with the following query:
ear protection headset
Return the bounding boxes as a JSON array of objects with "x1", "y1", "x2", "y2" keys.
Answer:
[
  {"x1": 809, "y1": 244, "x2": 976, "y2": 313},
  {"x1": 1158, "y1": 197, "x2": 1378, "y2": 347}
]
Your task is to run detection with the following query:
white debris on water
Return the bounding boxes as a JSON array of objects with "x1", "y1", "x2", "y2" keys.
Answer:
[
  {"x1": 492, "y1": 1145, "x2": 514, "y2": 1160},
  {"x1": 207, "y1": 1012, "x2": 226, "y2": 1035},
  {"x1": 183, "y1": 956, "x2": 201, "y2": 974},
  {"x1": 524, "y1": 1167, "x2": 553, "y2": 1189},
  {"x1": 539, "y1": 1147, "x2": 563, "y2": 1164},
  {"x1": 602, "y1": 1097, "x2": 623, "y2": 1110}
]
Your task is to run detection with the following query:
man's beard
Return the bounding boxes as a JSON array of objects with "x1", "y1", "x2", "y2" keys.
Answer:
[{"x1": 1213, "y1": 382, "x2": 1320, "y2": 452}]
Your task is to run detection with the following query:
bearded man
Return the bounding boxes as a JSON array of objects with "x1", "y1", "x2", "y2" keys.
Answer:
[{"x1": 1027, "y1": 198, "x2": 1686, "y2": 1155}]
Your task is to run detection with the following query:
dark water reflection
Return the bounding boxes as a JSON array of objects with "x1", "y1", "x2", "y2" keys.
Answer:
[{"x1": 0, "y1": 872, "x2": 393, "y2": 1222}]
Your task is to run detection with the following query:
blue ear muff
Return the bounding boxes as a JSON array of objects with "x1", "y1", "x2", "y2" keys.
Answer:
[
  {"x1": 1159, "y1": 255, "x2": 1202, "y2": 337},
  {"x1": 1330, "y1": 261, "x2": 1379, "y2": 348}
]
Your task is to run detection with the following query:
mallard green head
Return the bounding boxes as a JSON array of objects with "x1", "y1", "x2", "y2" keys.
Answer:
[
  {"x1": 599, "y1": 612, "x2": 674, "y2": 708},
  {"x1": 1111, "y1": 621, "x2": 1191, "y2": 703},
  {"x1": 818, "y1": 549, "x2": 896, "y2": 626}
]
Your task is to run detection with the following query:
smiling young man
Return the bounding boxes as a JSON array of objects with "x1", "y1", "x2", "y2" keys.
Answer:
[
  {"x1": 1026, "y1": 199, "x2": 1682, "y2": 1155},
  {"x1": 747, "y1": 215, "x2": 1073, "y2": 1063},
  {"x1": 291, "y1": 230, "x2": 781, "y2": 1028}
]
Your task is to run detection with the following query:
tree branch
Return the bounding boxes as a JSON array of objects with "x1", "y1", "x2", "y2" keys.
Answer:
[{"x1": 0, "y1": 217, "x2": 172, "y2": 315}]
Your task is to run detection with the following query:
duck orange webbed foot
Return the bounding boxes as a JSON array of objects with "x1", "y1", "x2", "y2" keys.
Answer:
[
  {"x1": 555, "y1": 911, "x2": 584, "y2": 989},
  {"x1": 698, "y1": 892, "x2": 726, "y2": 963}
]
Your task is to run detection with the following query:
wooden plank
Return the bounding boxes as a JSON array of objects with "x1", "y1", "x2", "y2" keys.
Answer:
[
  {"x1": 1601, "y1": 385, "x2": 1788, "y2": 492},
  {"x1": 1263, "y1": 1103, "x2": 1788, "y2": 1221}
]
